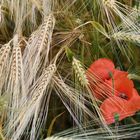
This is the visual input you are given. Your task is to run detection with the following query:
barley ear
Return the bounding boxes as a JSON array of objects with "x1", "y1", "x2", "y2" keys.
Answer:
[
  {"x1": 72, "y1": 57, "x2": 89, "y2": 86},
  {"x1": 102, "y1": 0, "x2": 115, "y2": 8},
  {"x1": 112, "y1": 31, "x2": 140, "y2": 44}
]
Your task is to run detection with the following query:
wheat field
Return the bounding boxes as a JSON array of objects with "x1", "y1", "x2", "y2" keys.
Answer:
[{"x1": 0, "y1": 0, "x2": 140, "y2": 140}]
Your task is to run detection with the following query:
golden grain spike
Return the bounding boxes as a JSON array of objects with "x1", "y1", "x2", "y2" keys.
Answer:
[
  {"x1": 0, "y1": 45, "x2": 11, "y2": 69},
  {"x1": 23, "y1": 13, "x2": 55, "y2": 86},
  {"x1": 19, "y1": 38, "x2": 26, "y2": 54},
  {"x1": 36, "y1": 13, "x2": 55, "y2": 52},
  {"x1": 102, "y1": 0, "x2": 115, "y2": 8},
  {"x1": 11, "y1": 46, "x2": 22, "y2": 82},
  {"x1": 7, "y1": 64, "x2": 56, "y2": 140},
  {"x1": 25, "y1": 13, "x2": 55, "y2": 54},
  {"x1": 0, "y1": 44, "x2": 11, "y2": 93},
  {"x1": 32, "y1": 64, "x2": 56, "y2": 102}
]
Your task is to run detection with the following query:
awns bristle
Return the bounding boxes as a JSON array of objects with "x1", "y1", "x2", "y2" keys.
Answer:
[
  {"x1": 1, "y1": 13, "x2": 56, "y2": 140},
  {"x1": 23, "y1": 13, "x2": 55, "y2": 90},
  {"x1": 6, "y1": 64, "x2": 56, "y2": 140}
]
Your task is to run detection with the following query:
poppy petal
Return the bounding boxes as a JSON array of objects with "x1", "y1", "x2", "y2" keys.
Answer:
[
  {"x1": 100, "y1": 96, "x2": 135, "y2": 124},
  {"x1": 87, "y1": 58, "x2": 115, "y2": 81},
  {"x1": 106, "y1": 76, "x2": 134, "y2": 100},
  {"x1": 113, "y1": 70, "x2": 128, "y2": 79},
  {"x1": 129, "y1": 88, "x2": 140, "y2": 110}
]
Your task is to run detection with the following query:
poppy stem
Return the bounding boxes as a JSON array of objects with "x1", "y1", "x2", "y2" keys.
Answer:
[{"x1": 114, "y1": 113, "x2": 119, "y2": 137}]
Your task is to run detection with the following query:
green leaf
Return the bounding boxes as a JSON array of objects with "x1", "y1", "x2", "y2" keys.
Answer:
[
  {"x1": 65, "y1": 47, "x2": 74, "y2": 62},
  {"x1": 91, "y1": 21, "x2": 109, "y2": 38},
  {"x1": 114, "y1": 113, "x2": 120, "y2": 123},
  {"x1": 47, "y1": 112, "x2": 65, "y2": 137}
]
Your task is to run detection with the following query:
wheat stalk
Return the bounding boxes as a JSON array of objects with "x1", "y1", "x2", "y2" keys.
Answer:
[
  {"x1": 44, "y1": 121, "x2": 140, "y2": 140},
  {"x1": 53, "y1": 75, "x2": 113, "y2": 136},
  {"x1": 72, "y1": 57, "x2": 89, "y2": 86},
  {"x1": 31, "y1": 64, "x2": 56, "y2": 102},
  {"x1": 19, "y1": 37, "x2": 26, "y2": 54},
  {"x1": 27, "y1": 29, "x2": 40, "y2": 45},
  {"x1": 112, "y1": 31, "x2": 140, "y2": 43},
  {"x1": 53, "y1": 75, "x2": 99, "y2": 126},
  {"x1": 0, "y1": 44, "x2": 11, "y2": 73},
  {"x1": 0, "y1": 44, "x2": 11, "y2": 94},
  {"x1": 1, "y1": 36, "x2": 26, "y2": 131},
  {"x1": 42, "y1": 0, "x2": 52, "y2": 15},
  {"x1": 8, "y1": 46, "x2": 21, "y2": 110},
  {"x1": 0, "y1": 5, "x2": 2, "y2": 23},
  {"x1": 102, "y1": 0, "x2": 115, "y2": 9},
  {"x1": 10, "y1": 47, "x2": 22, "y2": 83},
  {"x1": 5, "y1": 64, "x2": 56, "y2": 140},
  {"x1": 29, "y1": 64, "x2": 56, "y2": 140},
  {"x1": 101, "y1": 0, "x2": 140, "y2": 32},
  {"x1": 23, "y1": 13, "x2": 55, "y2": 91}
]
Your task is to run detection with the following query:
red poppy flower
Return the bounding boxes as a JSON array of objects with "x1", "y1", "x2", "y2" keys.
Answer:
[
  {"x1": 87, "y1": 58, "x2": 115, "y2": 81},
  {"x1": 100, "y1": 96, "x2": 135, "y2": 124},
  {"x1": 100, "y1": 88, "x2": 140, "y2": 124},
  {"x1": 87, "y1": 58, "x2": 140, "y2": 124},
  {"x1": 93, "y1": 70, "x2": 131, "y2": 100},
  {"x1": 106, "y1": 75, "x2": 134, "y2": 100}
]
